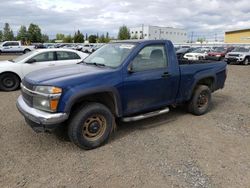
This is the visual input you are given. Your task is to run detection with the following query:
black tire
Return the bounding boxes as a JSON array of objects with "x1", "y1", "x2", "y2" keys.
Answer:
[
  {"x1": 0, "y1": 73, "x2": 20, "y2": 91},
  {"x1": 68, "y1": 103, "x2": 114, "y2": 149},
  {"x1": 23, "y1": 49, "x2": 30, "y2": 54},
  {"x1": 188, "y1": 85, "x2": 211, "y2": 116},
  {"x1": 243, "y1": 57, "x2": 249, "y2": 65}
]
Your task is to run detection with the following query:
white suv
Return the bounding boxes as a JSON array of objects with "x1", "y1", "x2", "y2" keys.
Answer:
[{"x1": 225, "y1": 47, "x2": 250, "y2": 65}]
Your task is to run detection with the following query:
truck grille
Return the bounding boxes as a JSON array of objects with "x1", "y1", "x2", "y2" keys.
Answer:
[{"x1": 228, "y1": 54, "x2": 239, "y2": 57}]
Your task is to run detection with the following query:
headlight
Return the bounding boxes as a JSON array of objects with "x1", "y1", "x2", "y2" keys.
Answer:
[
  {"x1": 33, "y1": 86, "x2": 62, "y2": 112},
  {"x1": 35, "y1": 86, "x2": 62, "y2": 94}
]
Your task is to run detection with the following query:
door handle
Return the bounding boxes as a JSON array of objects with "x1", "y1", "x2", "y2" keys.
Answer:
[
  {"x1": 48, "y1": 63, "x2": 55, "y2": 66},
  {"x1": 162, "y1": 72, "x2": 170, "y2": 78}
]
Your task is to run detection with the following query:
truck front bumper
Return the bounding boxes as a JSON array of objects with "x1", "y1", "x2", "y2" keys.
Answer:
[{"x1": 16, "y1": 96, "x2": 68, "y2": 132}]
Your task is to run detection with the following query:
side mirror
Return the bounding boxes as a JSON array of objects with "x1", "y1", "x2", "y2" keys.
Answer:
[
  {"x1": 127, "y1": 64, "x2": 134, "y2": 73},
  {"x1": 26, "y1": 59, "x2": 36, "y2": 64}
]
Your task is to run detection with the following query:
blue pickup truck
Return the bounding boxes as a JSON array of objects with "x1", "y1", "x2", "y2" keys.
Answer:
[{"x1": 17, "y1": 40, "x2": 227, "y2": 149}]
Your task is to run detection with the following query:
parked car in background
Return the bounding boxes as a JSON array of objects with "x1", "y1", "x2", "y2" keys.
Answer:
[
  {"x1": 176, "y1": 47, "x2": 199, "y2": 59},
  {"x1": 81, "y1": 44, "x2": 94, "y2": 53},
  {"x1": 89, "y1": 44, "x2": 104, "y2": 53},
  {"x1": 225, "y1": 47, "x2": 250, "y2": 65},
  {"x1": 34, "y1": 43, "x2": 47, "y2": 49},
  {"x1": 17, "y1": 40, "x2": 227, "y2": 149},
  {"x1": 183, "y1": 48, "x2": 211, "y2": 60},
  {"x1": 206, "y1": 47, "x2": 234, "y2": 61},
  {"x1": 0, "y1": 41, "x2": 34, "y2": 54},
  {"x1": 0, "y1": 49, "x2": 88, "y2": 91},
  {"x1": 62, "y1": 44, "x2": 79, "y2": 50}
]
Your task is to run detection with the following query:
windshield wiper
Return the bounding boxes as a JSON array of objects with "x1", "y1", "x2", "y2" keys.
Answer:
[
  {"x1": 85, "y1": 62, "x2": 106, "y2": 67},
  {"x1": 77, "y1": 61, "x2": 106, "y2": 67}
]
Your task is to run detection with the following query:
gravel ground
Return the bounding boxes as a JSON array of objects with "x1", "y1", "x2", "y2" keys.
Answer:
[{"x1": 0, "y1": 55, "x2": 250, "y2": 188}]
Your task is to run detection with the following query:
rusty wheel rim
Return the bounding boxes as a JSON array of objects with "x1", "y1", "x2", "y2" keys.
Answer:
[
  {"x1": 82, "y1": 114, "x2": 107, "y2": 141},
  {"x1": 197, "y1": 91, "x2": 209, "y2": 108}
]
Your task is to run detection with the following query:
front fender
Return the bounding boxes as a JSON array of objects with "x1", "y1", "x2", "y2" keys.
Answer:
[{"x1": 57, "y1": 86, "x2": 123, "y2": 117}]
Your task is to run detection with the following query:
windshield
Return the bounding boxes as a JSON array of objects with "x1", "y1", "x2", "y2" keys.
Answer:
[
  {"x1": 84, "y1": 43, "x2": 135, "y2": 68},
  {"x1": 192, "y1": 48, "x2": 209, "y2": 53},
  {"x1": 11, "y1": 50, "x2": 37, "y2": 63},
  {"x1": 232, "y1": 47, "x2": 249, "y2": 52},
  {"x1": 212, "y1": 47, "x2": 226, "y2": 52}
]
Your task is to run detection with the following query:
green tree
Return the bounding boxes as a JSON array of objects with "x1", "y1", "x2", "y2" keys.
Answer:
[
  {"x1": 197, "y1": 37, "x2": 206, "y2": 44},
  {"x1": 118, "y1": 25, "x2": 130, "y2": 40},
  {"x1": 63, "y1": 35, "x2": 73, "y2": 43},
  {"x1": 16, "y1": 25, "x2": 28, "y2": 43},
  {"x1": 28, "y1": 23, "x2": 42, "y2": 42},
  {"x1": 105, "y1": 32, "x2": 110, "y2": 43},
  {"x1": 73, "y1": 30, "x2": 84, "y2": 43},
  {"x1": 42, "y1": 34, "x2": 49, "y2": 43},
  {"x1": 56, "y1": 33, "x2": 65, "y2": 40},
  {"x1": 3, "y1": 23, "x2": 14, "y2": 41},
  {"x1": 88, "y1": 35, "x2": 97, "y2": 43},
  {"x1": 0, "y1": 30, "x2": 2, "y2": 41},
  {"x1": 98, "y1": 34, "x2": 106, "y2": 43}
]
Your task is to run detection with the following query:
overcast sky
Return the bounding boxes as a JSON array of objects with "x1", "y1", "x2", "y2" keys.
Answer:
[{"x1": 1, "y1": 0, "x2": 250, "y2": 40}]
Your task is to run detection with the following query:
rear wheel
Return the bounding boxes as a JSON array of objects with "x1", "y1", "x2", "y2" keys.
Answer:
[
  {"x1": 23, "y1": 49, "x2": 30, "y2": 54},
  {"x1": 188, "y1": 85, "x2": 211, "y2": 115},
  {"x1": 68, "y1": 103, "x2": 114, "y2": 149},
  {"x1": 243, "y1": 57, "x2": 249, "y2": 65},
  {"x1": 0, "y1": 73, "x2": 20, "y2": 91}
]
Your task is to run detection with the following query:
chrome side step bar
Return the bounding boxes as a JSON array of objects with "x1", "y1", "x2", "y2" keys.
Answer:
[{"x1": 122, "y1": 107, "x2": 170, "y2": 122}]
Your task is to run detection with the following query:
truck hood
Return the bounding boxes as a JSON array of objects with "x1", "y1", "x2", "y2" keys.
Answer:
[
  {"x1": 24, "y1": 64, "x2": 114, "y2": 87},
  {"x1": 227, "y1": 52, "x2": 248, "y2": 55},
  {"x1": 185, "y1": 53, "x2": 205, "y2": 56}
]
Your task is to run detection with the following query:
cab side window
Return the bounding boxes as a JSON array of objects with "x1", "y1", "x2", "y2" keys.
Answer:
[
  {"x1": 131, "y1": 45, "x2": 167, "y2": 72},
  {"x1": 11, "y1": 42, "x2": 19, "y2": 46},
  {"x1": 3, "y1": 42, "x2": 11, "y2": 47}
]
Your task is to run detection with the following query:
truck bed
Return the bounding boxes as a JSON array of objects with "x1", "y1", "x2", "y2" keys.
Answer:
[{"x1": 178, "y1": 59, "x2": 225, "y2": 65}]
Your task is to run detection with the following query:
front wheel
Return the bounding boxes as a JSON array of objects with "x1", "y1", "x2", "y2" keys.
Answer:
[
  {"x1": 0, "y1": 73, "x2": 20, "y2": 91},
  {"x1": 68, "y1": 103, "x2": 114, "y2": 149},
  {"x1": 187, "y1": 85, "x2": 211, "y2": 115}
]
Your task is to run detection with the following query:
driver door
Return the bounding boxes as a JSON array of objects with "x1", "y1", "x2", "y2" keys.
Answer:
[
  {"x1": 121, "y1": 44, "x2": 175, "y2": 116},
  {"x1": 21, "y1": 51, "x2": 56, "y2": 77}
]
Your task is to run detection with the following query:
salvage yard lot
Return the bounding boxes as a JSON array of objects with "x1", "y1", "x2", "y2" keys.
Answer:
[{"x1": 0, "y1": 55, "x2": 250, "y2": 187}]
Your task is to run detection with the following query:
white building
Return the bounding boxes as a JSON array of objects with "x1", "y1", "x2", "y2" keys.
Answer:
[{"x1": 129, "y1": 25, "x2": 188, "y2": 43}]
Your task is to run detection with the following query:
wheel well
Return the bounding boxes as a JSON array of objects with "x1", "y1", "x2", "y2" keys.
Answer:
[
  {"x1": 0, "y1": 71, "x2": 21, "y2": 82},
  {"x1": 24, "y1": 49, "x2": 31, "y2": 52},
  {"x1": 196, "y1": 77, "x2": 214, "y2": 91},
  {"x1": 70, "y1": 92, "x2": 118, "y2": 117}
]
